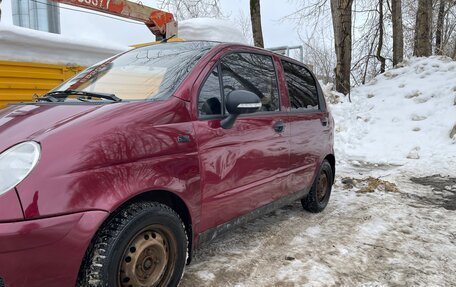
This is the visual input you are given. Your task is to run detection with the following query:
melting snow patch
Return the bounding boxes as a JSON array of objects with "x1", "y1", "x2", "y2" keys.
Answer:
[
  {"x1": 304, "y1": 263, "x2": 336, "y2": 287},
  {"x1": 196, "y1": 270, "x2": 215, "y2": 281},
  {"x1": 276, "y1": 259, "x2": 306, "y2": 282},
  {"x1": 304, "y1": 226, "x2": 321, "y2": 238},
  {"x1": 357, "y1": 217, "x2": 387, "y2": 242}
]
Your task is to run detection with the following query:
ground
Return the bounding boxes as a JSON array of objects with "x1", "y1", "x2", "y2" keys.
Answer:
[{"x1": 180, "y1": 164, "x2": 456, "y2": 287}]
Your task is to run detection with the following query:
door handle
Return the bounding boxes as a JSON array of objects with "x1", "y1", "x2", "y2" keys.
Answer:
[
  {"x1": 320, "y1": 117, "x2": 329, "y2": 126},
  {"x1": 273, "y1": 121, "x2": 285, "y2": 133}
]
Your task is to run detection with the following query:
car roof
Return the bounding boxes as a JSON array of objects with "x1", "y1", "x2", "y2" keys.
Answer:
[{"x1": 135, "y1": 40, "x2": 309, "y2": 69}]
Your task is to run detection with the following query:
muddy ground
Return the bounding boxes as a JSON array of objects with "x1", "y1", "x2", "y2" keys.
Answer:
[{"x1": 180, "y1": 168, "x2": 456, "y2": 287}]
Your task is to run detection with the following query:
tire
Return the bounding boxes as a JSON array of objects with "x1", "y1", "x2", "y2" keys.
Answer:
[
  {"x1": 78, "y1": 202, "x2": 187, "y2": 287},
  {"x1": 301, "y1": 160, "x2": 333, "y2": 213}
]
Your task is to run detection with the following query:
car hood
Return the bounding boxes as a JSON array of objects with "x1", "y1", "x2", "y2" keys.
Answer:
[{"x1": 0, "y1": 103, "x2": 107, "y2": 152}]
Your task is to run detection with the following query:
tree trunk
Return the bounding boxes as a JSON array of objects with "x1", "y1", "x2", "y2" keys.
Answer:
[
  {"x1": 250, "y1": 0, "x2": 264, "y2": 48},
  {"x1": 435, "y1": 0, "x2": 446, "y2": 55},
  {"x1": 331, "y1": 0, "x2": 353, "y2": 95},
  {"x1": 392, "y1": 0, "x2": 404, "y2": 65},
  {"x1": 453, "y1": 40, "x2": 456, "y2": 59},
  {"x1": 376, "y1": 0, "x2": 386, "y2": 73},
  {"x1": 414, "y1": 0, "x2": 433, "y2": 57}
]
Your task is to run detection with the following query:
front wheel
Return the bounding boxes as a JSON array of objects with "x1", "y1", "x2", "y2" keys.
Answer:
[
  {"x1": 78, "y1": 202, "x2": 187, "y2": 287},
  {"x1": 301, "y1": 160, "x2": 333, "y2": 213}
]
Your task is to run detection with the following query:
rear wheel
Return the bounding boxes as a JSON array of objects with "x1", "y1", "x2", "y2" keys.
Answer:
[
  {"x1": 301, "y1": 160, "x2": 333, "y2": 213},
  {"x1": 78, "y1": 202, "x2": 187, "y2": 287}
]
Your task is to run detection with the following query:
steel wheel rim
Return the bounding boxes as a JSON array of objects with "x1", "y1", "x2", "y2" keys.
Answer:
[
  {"x1": 317, "y1": 171, "x2": 329, "y2": 202},
  {"x1": 119, "y1": 225, "x2": 177, "y2": 287}
]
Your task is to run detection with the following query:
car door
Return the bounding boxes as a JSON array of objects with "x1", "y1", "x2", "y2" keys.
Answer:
[
  {"x1": 281, "y1": 60, "x2": 330, "y2": 194},
  {"x1": 193, "y1": 51, "x2": 290, "y2": 232}
]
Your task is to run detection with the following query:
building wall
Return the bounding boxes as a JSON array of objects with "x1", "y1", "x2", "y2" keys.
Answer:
[
  {"x1": 12, "y1": 0, "x2": 60, "y2": 34},
  {"x1": 1, "y1": 0, "x2": 14, "y2": 24}
]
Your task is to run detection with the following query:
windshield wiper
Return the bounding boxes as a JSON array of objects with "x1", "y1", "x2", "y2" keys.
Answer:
[
  {"x1": 36, "y1": 95, "x2": 59, "y2": 102},
  {"x1": 40, "y1": 90, "x2": 122, "y2": 103}
]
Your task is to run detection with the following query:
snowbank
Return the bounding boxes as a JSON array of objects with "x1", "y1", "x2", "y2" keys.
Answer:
[
  {"x1": 178, "y1": 18, "x2": 247, "y2": 44},
  {"x1": 330, "y1": 57, "x2": 456, "y2": 175},
  {"x1": 0, "y1": 23, "x2": 127, "y2": 66}
]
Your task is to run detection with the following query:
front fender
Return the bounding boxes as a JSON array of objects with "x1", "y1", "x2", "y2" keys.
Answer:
[{"x1": 15, "y1": 99, "x2": 201, "y2": 222}]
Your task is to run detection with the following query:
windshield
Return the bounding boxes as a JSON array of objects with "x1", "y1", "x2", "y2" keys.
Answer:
[{"x1": 53, "y1": 42, "x2": 218, "y2": 101}]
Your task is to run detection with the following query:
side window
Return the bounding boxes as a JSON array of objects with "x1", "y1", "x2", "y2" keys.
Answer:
[
  {"x1": 282, "y1": 61, "x2": 319, "y2": 111},
  {"x1": 198, "y1": 67, "x2": 223, "y2": 116},
  {"x1": 220, "y1": 53, "x2": 280, "y2": 112}
]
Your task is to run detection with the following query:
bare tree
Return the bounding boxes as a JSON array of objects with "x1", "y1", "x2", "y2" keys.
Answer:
[
  {"x1": 376, "y1": 0, "x2": 386, "y2": 73},
  {"x1": 435, "y1": 0, "x2": 446, "y2": 55},
  {"x1": 331, "y1": 0, "x2": 353, "y2": 95},
  {"x1": 285, "y1": 0, "x2": 456, "y2": 94},
  {"x1": 250, "y1": 0, "x2": 264, "y2": 48},
  {"x1": 298, "y1": 31, "x2": 336, "y2": 84},
  {"x1": 436, "y1": 0, "x2": 447, "y2": 55},
  {"x1": 235, "y1": 9, "x2": 254, "y2": 45},
  {"x1": 453, "y1": 40, "x2": 456, "y2": 58},
  {"x1": 414, "y1": 0, "x2": 433, "y2": 56},
  {"x1": 392, "y1": 0, "x2": 404, "y2": 65},
  {"x1": 157, "y1": 0, "x2": 224, "y2": 20}
]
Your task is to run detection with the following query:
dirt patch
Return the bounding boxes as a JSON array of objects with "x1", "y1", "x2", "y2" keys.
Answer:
[
  {"x1": 410, "y1": 175, "x2": 456, "y2": 210},
  {"x1": 341, "y1": 176, "x2": 399, "y2": 193}
]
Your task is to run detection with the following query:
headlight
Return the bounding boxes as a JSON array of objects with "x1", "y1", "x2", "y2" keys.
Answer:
[{"x1": 0, "y1": 141, "x2": 41, "y2": 196}]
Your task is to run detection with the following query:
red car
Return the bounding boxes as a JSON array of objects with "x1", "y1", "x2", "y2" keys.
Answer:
[{"x1": 0, "y1": 41, "x2": 334, "y2": 287}]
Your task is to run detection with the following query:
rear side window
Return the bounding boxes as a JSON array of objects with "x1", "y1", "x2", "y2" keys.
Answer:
[
  {"x1": 282, "y1": 61, "x2": 319, "y2": 111},
  {"x1": 220, "y1": 53, "x2": 280, "y2": 112}
]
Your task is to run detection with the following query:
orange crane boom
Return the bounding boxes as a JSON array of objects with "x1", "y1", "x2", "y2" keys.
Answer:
[{"x1": 50, "y1": 0, "x2": 177, "y2": 40}]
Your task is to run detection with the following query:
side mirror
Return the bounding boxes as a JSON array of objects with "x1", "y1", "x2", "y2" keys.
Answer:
[{"x1": 220, "y1": 90, "x2": 262, "y2": 129}]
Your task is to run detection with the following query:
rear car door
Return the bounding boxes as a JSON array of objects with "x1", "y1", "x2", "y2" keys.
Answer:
[
  {"x1": 193, "y1": 51, "x2": 290, "y2": 232},
  {"x1": 281, "y1": 60, "x2": 330, "y2": 194}
]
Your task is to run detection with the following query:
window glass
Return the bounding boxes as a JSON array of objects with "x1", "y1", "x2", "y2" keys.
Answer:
[
  {"x1": 12, "y1": 0, "x2": 60, "y2": 33},
  {"x1": 282, "y1": 61, "x2": 319, "y2": 111},
  {"x1": 199, "y1": 67, "x2": 223, "y2": 116},
  {"x1": 220, "y1": 53, "x2": 280, "y2": 112},
  {"x1": 54, "y1": 42, "x2": 217, "y2": 101}
]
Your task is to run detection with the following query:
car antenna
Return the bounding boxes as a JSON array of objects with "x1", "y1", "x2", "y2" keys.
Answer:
[{"x1": 161, "y1": 34, "x2": 177, "y2": 43}]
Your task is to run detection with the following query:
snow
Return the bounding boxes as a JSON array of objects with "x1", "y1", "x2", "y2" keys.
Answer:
[
  {"x1": 178, "y1": 18, "x2": 247, "y2": 44},
  {"x1": 195, "y1": 270, "x2": 216, "y2": 281},
  {"x1": 330, "y1": 56, "x2": 456, "y2": 176},
  {"x1": 0, "y1": 23, "x2": 126, "y2": 66},
  {"x1": 181, "y1": 172, "x2": 456, "y2": 286}
]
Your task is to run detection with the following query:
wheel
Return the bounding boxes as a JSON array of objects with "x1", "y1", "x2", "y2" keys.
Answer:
[
  {"x1": 301, "y1": 160, "x2": 333, "y2": 213},
  {"x1": 78, "y1": 202, "x2": 187, "y2": 287}
]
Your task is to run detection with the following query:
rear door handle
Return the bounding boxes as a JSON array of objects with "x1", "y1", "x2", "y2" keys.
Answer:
[
  {"x1": 321, "y1": 117, "x2": 329, "y2": 126},
  {"x1": 273, "y1": 121, "x2": 285, "y2": 133}
]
